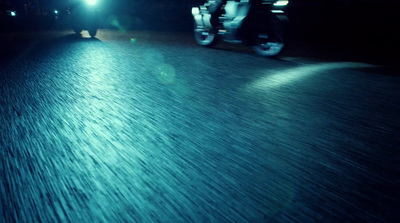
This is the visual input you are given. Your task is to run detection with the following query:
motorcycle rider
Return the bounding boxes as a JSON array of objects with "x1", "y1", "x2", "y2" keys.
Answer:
[
  {"x1": 207, "y1": 0, "x2": 263, "y2": 44},
  {"x1": 208, "y1": 0, "x2": 227, "y2": 27}
]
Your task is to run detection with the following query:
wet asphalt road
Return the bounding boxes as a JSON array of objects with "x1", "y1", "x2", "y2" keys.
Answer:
[{"x1": 1, "y1": 30, "x2": 399, "y2": 222}]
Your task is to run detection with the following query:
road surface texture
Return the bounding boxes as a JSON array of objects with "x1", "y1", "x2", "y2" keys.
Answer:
[{"x1": 1, "y1": 30, "x2": 399, "y2": 222}]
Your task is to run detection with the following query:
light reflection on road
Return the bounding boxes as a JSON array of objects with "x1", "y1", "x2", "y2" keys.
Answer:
[{"x1": 248, "y1": 62, "x2": 377, "y2": 90}]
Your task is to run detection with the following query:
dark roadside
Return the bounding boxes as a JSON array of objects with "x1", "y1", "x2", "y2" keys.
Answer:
[{"x1": 1, "y1": 3, "x2": 400, "y2": 68}]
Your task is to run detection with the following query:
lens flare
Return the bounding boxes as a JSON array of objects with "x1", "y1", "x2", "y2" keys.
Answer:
[
  {"x1": 111, "y1": 19, "x2": 119, "y2": 27},
  {"x1": 156, "y1": 64, "x2": 176, "y2": 84},
  {"x1": 86, "y1": 0, "x2": 97, "y2": 6}
]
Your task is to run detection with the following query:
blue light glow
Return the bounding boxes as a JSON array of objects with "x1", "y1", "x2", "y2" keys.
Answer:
[{"x1": 85, "y1": 0, "x2": 97, "y2": 6}]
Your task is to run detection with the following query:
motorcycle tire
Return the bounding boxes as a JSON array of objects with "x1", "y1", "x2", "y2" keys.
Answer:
[
  {"x1": 88, "y1": 28, "x2": 98, "y2": 38},
  {"x1": 72, "y1": 18, "x2": 83, "y2": 34},
  {"x1": 71, "y1": 11, "x2": 83, "y2": 34},
  {"x1": 253, "y1": 16, "x2": 284, "y2": 57},
  {"x1": 73, "y1": 26, "x2": 83, "y2": 34},
  {"x1": 194, "y1": 22, "x2": 218, "y2": 47},
  {"x1": 253, "y1": 40, "x2": 284, "y2": 57}
]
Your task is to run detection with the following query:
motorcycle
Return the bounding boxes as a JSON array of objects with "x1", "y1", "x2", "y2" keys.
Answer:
[
  {"x1": 192, "y1": 0, "x2": 289, "y2": 57},
  {"x1": 70, "y1": 0, "x2": 102, "y2": 37}
]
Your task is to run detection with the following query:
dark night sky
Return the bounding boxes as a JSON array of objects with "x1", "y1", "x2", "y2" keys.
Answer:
[
  {"x1": 3, "y1": 0, "x2": 400, "y2": 28},
  {"x1": 4, "y1": 0, "x2": 399, "y2": 8},
  {"x1": 2, "y1": 0, "x2": 399, "y2": 13}
]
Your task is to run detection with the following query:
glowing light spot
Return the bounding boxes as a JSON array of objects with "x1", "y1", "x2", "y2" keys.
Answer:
[
  {"x1": 143, "y1": 50, "x2": 177, "y2": 85},
  {"x1": 191, "y1": 7, "x2": 200, "y2": 15},
  {"x1": 85, "y1": 0, "x2": 97, "y2": 6},
  {"x1": 108, "y1": 15, "x2": 132, "y2": 33},
  {"x1": 130, "y1": 38, "x2": 136, "y2": 43},
  {"x1": 271, "y1": 10, "x2": 284, "y2": 14},
  {"x1": 111, "y1": 19, "x2": 119, "y2": 27},
  {"x1": 156, "y1": 64, "x2": 176, "y2": 84},
  {"x1": 274, "y1": 1, "x2": 289, "y2": 6}
]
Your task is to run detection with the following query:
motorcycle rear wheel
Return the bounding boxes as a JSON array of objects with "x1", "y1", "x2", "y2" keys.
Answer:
[
  {"x1": 88, "y1": 28, "x2": 98, "y2": 38},
  {"x1": 71, "y1": 11, "x2": 83, "y2": 34},
  {"x1": 253, "y1": 16, "x2": 285, "y2": 57},
  {"x1": 253, "y1": 41, "x2": 284, "y2": 57},
  {"x1": 72, "y1": 19, "x2": 83, "y2": 34},
  {"x1": 73, "y1": 26, "x2": 83, "y2": 34},
  {"x1": 194, "y1": 23, "x2": 218, "y2": 47},
  {"x1": 253, "y1": 33, "x2": 284, "y2": 57}
]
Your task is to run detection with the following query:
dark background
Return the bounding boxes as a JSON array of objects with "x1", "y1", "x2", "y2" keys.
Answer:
[
  {"x1": 1, "y1": 0, "x2": 400, "y2": 61},
  {"x1": 2, "y1": 0, "x2": 400, "y2": 41}
]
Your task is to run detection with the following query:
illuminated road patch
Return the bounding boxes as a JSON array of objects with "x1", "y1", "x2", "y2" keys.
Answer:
[{"x1": 248, "y1": 62, "x2": 377, "y2": 91}]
